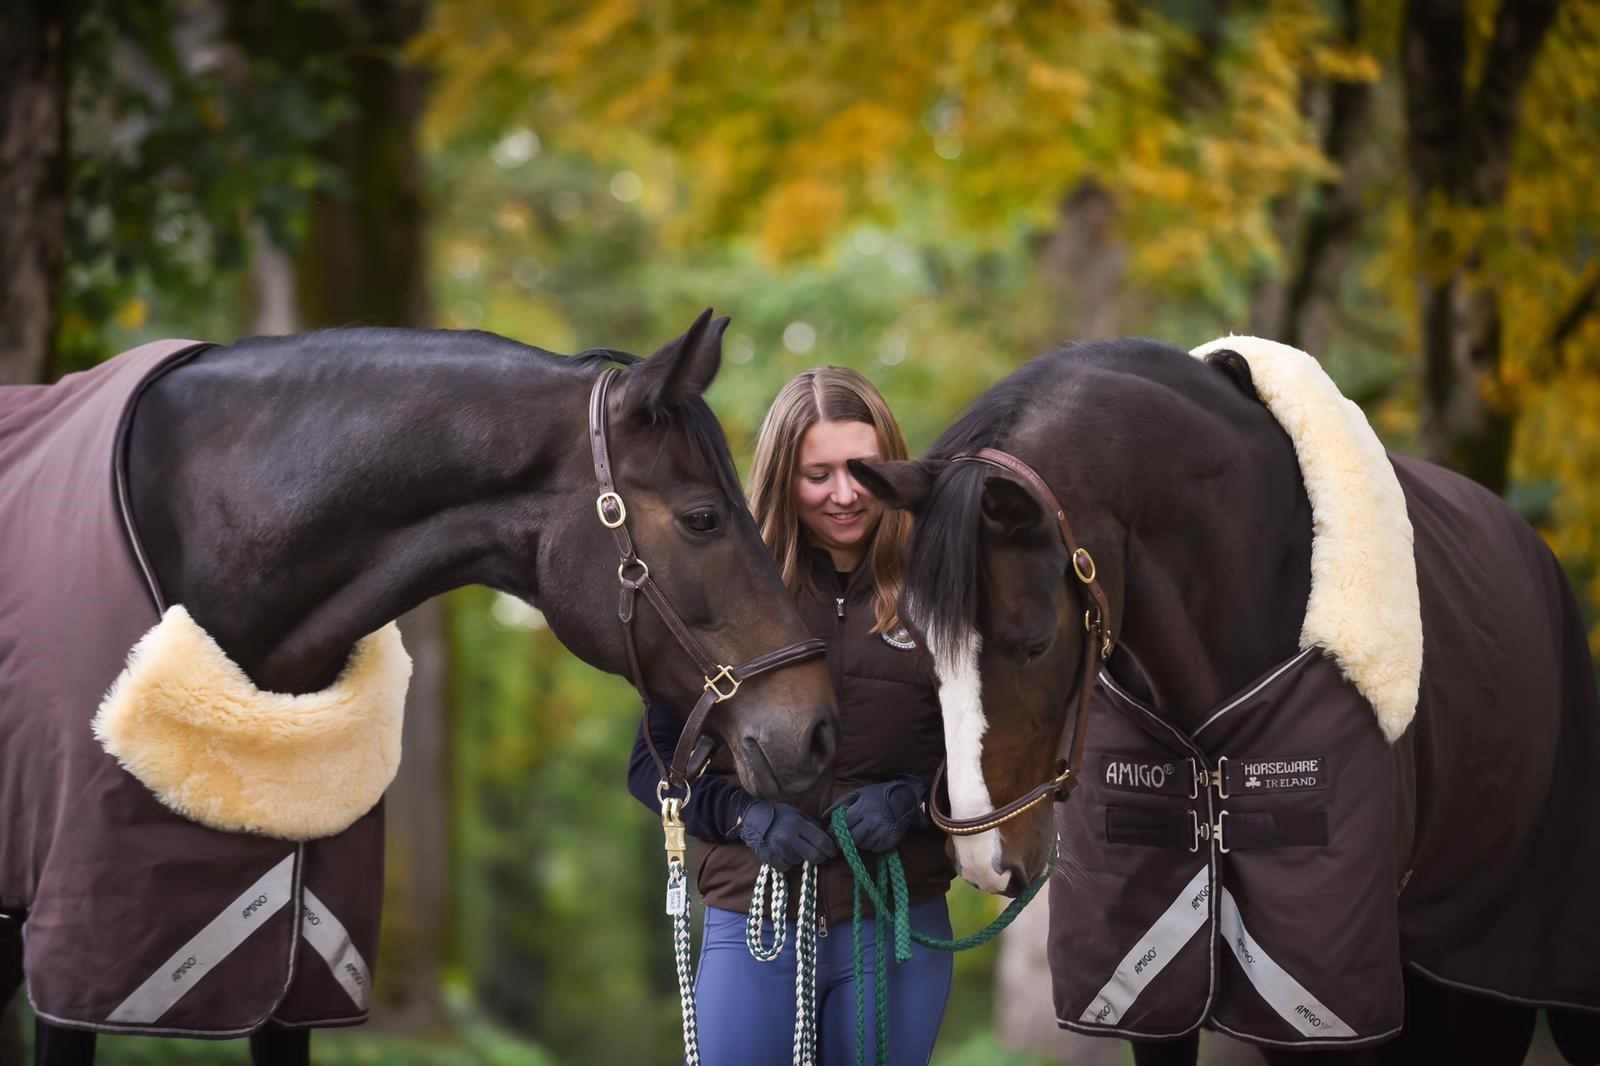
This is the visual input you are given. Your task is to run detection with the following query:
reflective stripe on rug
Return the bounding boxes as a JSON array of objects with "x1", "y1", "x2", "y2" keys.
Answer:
[
  {"x1": 1218, "y1": 887, "x2": 1355, "y2": 1038},
  {"x1": 107, "y1": 855, "x2": 295, "y2": 1024},
  {"x1": 301, "y1": 886, "x2": 371, "y2": 1010},
  {"x1": 1079, "y1": 867, "x2": 1211, "y2": 1026}
]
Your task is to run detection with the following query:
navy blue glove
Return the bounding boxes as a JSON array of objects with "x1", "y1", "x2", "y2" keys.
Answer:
[
  {"x1": 738, "y1": 801, "x2": 839, "y2": 870},
  {"x1": 827, "y1": 778, "x2": 929, "y2": 854}
]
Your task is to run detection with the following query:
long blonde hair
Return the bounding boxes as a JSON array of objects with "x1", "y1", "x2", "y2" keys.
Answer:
[{"x1": 748, "y1": 367, "x2": 912, "y2": 635}]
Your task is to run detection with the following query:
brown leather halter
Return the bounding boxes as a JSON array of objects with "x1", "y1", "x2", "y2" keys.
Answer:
[
  {"x1": 927, "y1": 447, "x2": 1114, "y2": 837},
  {"x1": 588, "y1": 367, "x2": 828, "y2": 793}
]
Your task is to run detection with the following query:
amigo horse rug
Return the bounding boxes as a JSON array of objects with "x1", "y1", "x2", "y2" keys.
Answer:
[
  {"x1": 1050, "y1": 336, "x2": 1600, "y2": 1049},
  {"x1": 1, "y1": 340, "x2": 409, "y2": 1035}
]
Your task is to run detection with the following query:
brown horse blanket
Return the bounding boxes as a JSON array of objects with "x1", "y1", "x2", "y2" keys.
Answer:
[
  {"x1": 1, "y1": 341, "x2": 384, "y2": 1035},
  {"x1": 1050, "y1": 336, "x2": 1600, "y2": 1047}
]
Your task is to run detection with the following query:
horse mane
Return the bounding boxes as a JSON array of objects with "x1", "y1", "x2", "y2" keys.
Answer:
[
  {"x1": 906, "y1": 349, "x2": 1076, "y2": 664},
  {"x1": 906, "y1": 340, "x2": 1178, "y2": 665}
]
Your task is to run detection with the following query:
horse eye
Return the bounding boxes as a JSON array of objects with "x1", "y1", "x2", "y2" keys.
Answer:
[{"x1": 682, "y1": 508, "x2": 721, "y2": 535}]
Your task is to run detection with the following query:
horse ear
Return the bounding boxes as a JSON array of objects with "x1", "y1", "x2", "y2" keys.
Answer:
[
  {"x1": 623, "y1": 308, "x2": 729, "y2": 414},
  {"x1": 1204, "y1": 348, "x2": 1260, "y2": 403},
  {"x1": 981, "y1": 475, "x2": 1044, "y2": 536},
  {"x1": 849, "y1": 459, "x2": 942, "y2": 512}
]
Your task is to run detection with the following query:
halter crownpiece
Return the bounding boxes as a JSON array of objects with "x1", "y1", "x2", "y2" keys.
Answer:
[
  {"x1": 925, "y1": 447, "x2": 1115, "y2": 836},
  {"x1": 586, "y1": 367, "x2": 827, "y2": 791}
]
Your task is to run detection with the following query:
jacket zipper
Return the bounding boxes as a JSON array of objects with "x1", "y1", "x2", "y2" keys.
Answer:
[{"x1": 820, "y1": 588, "x2": 848, "y2": 926}]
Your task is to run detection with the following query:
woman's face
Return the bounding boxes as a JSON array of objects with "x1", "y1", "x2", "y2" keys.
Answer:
[{"x1": 794, "y1": 418, "x2": 884, "y2": 571}]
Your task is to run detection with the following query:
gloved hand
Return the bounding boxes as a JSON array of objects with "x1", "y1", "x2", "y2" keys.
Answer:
[
  {"x1": 827, "y1": 778, "x2": 929, "y2": 854},
  {"x1": 738, "y1": 801, "x2": 839, "y2": 870}
]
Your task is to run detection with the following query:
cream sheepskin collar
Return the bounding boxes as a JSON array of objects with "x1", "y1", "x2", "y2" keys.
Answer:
[
  {"x1": 1190, "y1": 335, "x2": 1421, "y2": 742},
  {"x1": 94, "y1": 605, "x2": 411, "y2": 840}
]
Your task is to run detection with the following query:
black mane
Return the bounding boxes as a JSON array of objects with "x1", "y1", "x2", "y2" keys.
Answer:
[
  {"x1": 907, "y1": 339, "x2": 1178, "y2": 660},
  {"x1": 907, "y1": 350, "x2": 1073, "y2": 660}
]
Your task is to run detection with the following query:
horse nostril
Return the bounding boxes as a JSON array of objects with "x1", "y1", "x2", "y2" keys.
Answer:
[
  {"x1": 1002, "y1": 864, "x2": 1027, "y2": 898},
  {"x1": 808, "y1": 715, "x2": 837, "y2": 773}
]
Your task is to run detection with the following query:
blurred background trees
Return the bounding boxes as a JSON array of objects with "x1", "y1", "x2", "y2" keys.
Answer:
[{"x1": 3, "y1": 1, "x2": 1596, "y2": 1063}]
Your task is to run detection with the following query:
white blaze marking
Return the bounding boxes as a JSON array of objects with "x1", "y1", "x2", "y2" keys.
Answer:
[{"x1": 928, "y1": 628, "x2": 1010, "y2": 894}]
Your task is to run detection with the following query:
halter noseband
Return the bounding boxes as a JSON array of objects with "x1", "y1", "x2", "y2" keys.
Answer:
[
  {"x1": 926, "y1": 447, "x2": 1114, "y2": 837},
  {"x1": 588, "y1": 367, "x2": 828, "y2": 792}
]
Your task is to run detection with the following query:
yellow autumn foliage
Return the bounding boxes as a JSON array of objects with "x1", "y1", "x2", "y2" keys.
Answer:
[{"x1": 415, "y1": 0, "x2": 1600, "y2": 642}]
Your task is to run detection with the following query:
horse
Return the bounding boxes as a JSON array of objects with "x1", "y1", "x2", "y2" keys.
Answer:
[
  {"x1": 851, "y1": 336, "x2": 1600, "y2": 1066},
  {"x1": 0, "y1": 309, "x2": 837, "y2": 1066}
]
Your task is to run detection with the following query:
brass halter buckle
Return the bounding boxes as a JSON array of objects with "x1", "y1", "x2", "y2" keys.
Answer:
[
  {"x1": 596, "y1": 491, "x2": 627, "y2": 528},
  {"x1": 703, "y1": 665, "x2": 741, "y2": 702},
  {"x1": 1072, "y1": 547, "x2": 1097, "y2": 583}
]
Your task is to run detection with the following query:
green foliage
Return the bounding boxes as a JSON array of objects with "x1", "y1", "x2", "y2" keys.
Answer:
[{"x1": 59, "y1": 0, "x2": 344, "y2": 372}]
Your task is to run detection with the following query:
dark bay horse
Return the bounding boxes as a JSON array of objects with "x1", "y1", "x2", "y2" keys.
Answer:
[
  {"x1": 853, "y1": 336, "x2": 1600, "y2": 1066},
  {"x1": 0, "y1": 310, "x2": 836, "y2": 1065}
]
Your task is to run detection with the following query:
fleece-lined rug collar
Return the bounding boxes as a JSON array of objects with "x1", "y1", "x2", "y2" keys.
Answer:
[
  {"x1": 94, "y1": 605, "x2": 412, "y2": 840},
  {"x1": 1190, "y1": 336, "x2": 1421, "y2": 742}
]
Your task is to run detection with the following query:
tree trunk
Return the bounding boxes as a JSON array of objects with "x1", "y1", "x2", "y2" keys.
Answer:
[
  {"x1": 0, "y1": 0, "x2": 70, "y2": 386},
  {"x1": 0, "y1": 4, "x2": 71, "y2": 1057},
  {"x1": 1034, "y1": 179, "x2": 1130, "y2": 343},
  {"x1": 274, "y1": 0, "x2": 444, "y2": 1029},
  {"x1": 1254, "y1": 0, "x2": 1374, "y2": 358},
  {"x1": 1403, "y1": 0, "x2": 1560, "y2": 493}
]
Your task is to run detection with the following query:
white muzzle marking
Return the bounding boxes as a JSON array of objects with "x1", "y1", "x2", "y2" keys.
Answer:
[{"x1": 929, "y1": 629, "x2": 1012, "y2": 895}]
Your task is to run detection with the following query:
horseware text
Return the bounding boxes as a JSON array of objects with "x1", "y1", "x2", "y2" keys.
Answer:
[{"x1": 1238, "y1": 756, "x2": 1324, "y2": 792}]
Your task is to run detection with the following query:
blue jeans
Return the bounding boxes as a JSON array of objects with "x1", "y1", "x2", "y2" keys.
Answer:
[{"x1": 692, "y1": 898, "x2": 954, "y2": 1066}]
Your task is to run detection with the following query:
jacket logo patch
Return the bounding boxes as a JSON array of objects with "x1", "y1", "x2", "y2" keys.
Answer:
[
  {"x1": 1101, "y1": 755, "x2": 1185, "y2": 796},
  {"x1": 880, "y1": 626, "x2": 918, "y2": 650},
  {"x1": 1234, "y1": 756, "x2": 1325, "y2": 793}
]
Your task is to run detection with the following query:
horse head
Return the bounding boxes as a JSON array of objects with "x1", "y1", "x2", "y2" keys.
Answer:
[
  {"x1": 854, "y1": 339, "x2": 1309, "y2": 894},
  {"x1": 533, "y1": 310, "x2": 839, "y2": 799}
]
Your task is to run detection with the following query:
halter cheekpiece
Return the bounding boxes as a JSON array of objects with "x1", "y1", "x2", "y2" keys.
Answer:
[
  {"x1": 926, "y1": 446, "x2": 1115, "y2": 836},
  {"x1": 586, "y1": 367, "x2": 828, "y2": 793}
]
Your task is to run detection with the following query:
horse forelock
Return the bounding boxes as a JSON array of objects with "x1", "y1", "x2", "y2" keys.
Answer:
[{"x1": 905, "y1": 461, "x2": 989, "y2": 675}]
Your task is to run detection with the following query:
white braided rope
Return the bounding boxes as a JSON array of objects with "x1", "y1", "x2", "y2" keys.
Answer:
[
  {"x1": 791, "y1": 863, "x2": 819, "y2": 1066},
  {"x1": 668, "y1": 857, "x2": 701, "y2": 1066},
  {"x1": 744, "y1": 863, "x2": 820, "y2": 1066},
  {"x1": 746, "y1": 863, "x2": 790, "y2": 961}
]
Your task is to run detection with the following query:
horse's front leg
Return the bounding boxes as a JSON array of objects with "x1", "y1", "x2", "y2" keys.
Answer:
[
  {"x1": 249, "y1": 1022, "x2": 309, "y2": 1066},
  {"x1": 1132, "y1": 1033, "x2": 1200, "y2": 1066},
  {"x1": 31, "y1": 1020, "x2": 94, "y2": 1066}
]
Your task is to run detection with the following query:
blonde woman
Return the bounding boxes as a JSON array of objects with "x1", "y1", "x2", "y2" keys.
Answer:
[{"x1": 628, "y1": 366, "x2": 954, "y2": 1064}]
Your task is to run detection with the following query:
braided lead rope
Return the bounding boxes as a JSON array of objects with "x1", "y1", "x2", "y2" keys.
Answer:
[
  {"x1": 746, "y1": 863, "x2": 790, "y2": 961},
  {"x1": 791, "y1": 863, "x2": 819, "y2": 1066},
  {"x1": 667, "y1": 857, "x2": 701, "y2": 1066},
  {"x1": 828, "y1": 807, "x2": 1050, "y2": 1066},
  {"x1": 745, "y1": 863, "x2": 820, "y2": 1066}
]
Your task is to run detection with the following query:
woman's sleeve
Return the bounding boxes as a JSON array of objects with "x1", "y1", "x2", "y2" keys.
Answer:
[{"x1": 626, "y1": 705, "x2": 753, "y2": 844}]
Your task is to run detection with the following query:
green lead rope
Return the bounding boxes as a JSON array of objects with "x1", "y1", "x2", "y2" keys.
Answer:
[
  {"x1": 830, "y1": 807, "x2": 1048, "y2": 1066},
  {"x1": 743, "y1": 810, "x2": 1049, "y2": 1066}
]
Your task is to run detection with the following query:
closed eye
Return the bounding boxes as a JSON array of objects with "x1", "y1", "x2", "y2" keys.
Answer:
[{"x1": 680, "y1": 507, "x2": 721, "y2": 535}]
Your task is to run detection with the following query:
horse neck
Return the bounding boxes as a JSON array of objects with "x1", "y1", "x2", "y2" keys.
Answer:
[
  {"x1": 1021, "y1": 363, "x2": 1312, "y2": 737},
  {"x1": 131, "y1": 336, "x2": 598, "y2": 693},
  {"x1": 1108, "y1": 450, "x2": 1312, "y2": 736}
]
